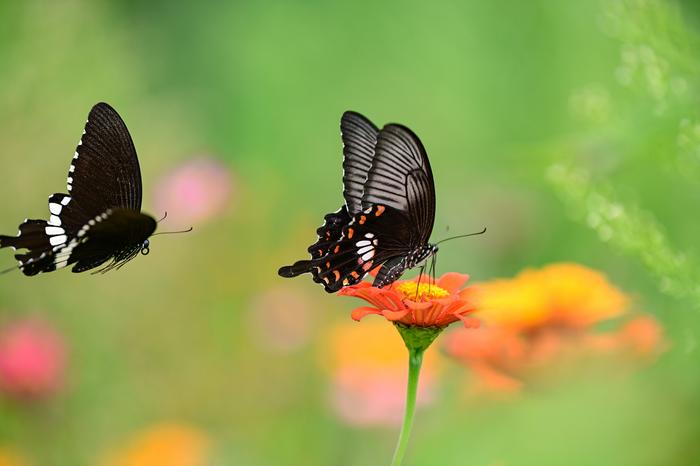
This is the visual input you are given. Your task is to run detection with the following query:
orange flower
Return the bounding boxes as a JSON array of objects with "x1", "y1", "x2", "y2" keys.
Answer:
[
  {"x1": 0, "y1": 447, "x2": 29, "y2": 466},
  {"x1": 100, "y1": 423, "x2": 211, "y2": 466},
  {"x1": 476, "y1": 263, "x2": 629, "y2": 330},
  {"x1": 339, "y1": 272, "x2": 479, "y2": 328},
  {"x1": 444, "y1": 263, "x2": 664, "y2": 393}
]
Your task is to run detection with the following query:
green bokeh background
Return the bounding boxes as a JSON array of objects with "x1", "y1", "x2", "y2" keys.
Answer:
[{"x1": 1, "y1": 0, "x2": 700, "y2": 464}]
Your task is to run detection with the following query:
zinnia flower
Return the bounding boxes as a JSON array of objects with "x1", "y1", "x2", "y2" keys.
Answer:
[
  {"x1": 339, "y1": 271, "x2": 478, "y2": 466},
  {"x1": 444, "y1": 263, "x2": 664, "y2": 393},
  {"x1": 152, "y1": 157, "x2": 233, "y2": 226},
  {"x1": 100, "y1": 423, "x2": 211, "y2": 466},
  {"x1": 323, "y1": 319, "x2": 440, "y2": 426},
  {"x1": 0, "y1": 318, "x2": 67, "y2": 400},
  {"x1": 339, "y1": 272, "x2": 478, "y2": 329}
]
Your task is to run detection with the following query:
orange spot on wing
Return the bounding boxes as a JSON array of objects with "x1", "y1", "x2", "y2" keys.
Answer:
[
  {"x1": 325, "y1": 261, "x2": 331, "y2": 268},
  {"x1": 333, "y1": 270, "x2": 341, "y2": 281},
  {"x1": 375, "y1": 205, "x2": 385, "y2": 217},
  {"x1": 350, "y1": 271, "x2": 360, "y2": 279},
  {"x1": 334, "y1": 245, "x2": 340, "y2": 253},
  {"x1": 347, "y1": 228, "x2": 354, "y2": 239},
  {"x1": 359, "y1": 215, "x2": 366, "y2": 225}
]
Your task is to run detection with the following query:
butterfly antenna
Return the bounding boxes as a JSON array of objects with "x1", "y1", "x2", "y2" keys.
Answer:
[
  {"x1": 151, "y1": 227, "x2": 194, "y2": 237},
  {"x1": 157, "y1": 211, "x2": 168, "y2": 223},
  {"x1": 0, "y1": 263, "x2": 20, "y2": 275},
  {"x1": 435, "y1": 227, "x2": 487, "y2": 245}
]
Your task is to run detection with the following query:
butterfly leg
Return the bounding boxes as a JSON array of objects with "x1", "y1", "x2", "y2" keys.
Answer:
[{"x1": 414, "y1": 264, "x2": 426, "y2": 300}]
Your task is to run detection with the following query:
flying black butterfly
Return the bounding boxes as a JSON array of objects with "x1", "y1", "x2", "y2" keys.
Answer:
[
  {"x1": 0, "y1": 102, "x2": 159, "y2": 275},
  {"x1": 278, "y1": 111, "x2": 438, "y2": 292}
]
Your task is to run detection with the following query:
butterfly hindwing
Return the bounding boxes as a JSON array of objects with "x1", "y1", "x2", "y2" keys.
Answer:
[{"x1": 313, "y1": 204, "x2": 413, "y2": 292}]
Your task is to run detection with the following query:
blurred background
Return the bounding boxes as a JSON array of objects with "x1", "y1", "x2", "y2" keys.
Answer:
[{"x1": 0, "y1": 0, "x2": 699, "y2": 464}]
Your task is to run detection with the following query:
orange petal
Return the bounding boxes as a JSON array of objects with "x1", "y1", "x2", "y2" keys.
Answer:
[
  {"x1": 437, "y1": 273, "x2": 470, "y2": 294},
  {"x1": 457, "y1": 315, "x2": 481, "y2": 328},
  {"x1": 381, "y1": 309, "x2": 411, "y2": 321},
  {"x1": 351, "y1": 306, "x2": 381, "y2": 321},
  {"x1": 404, "y1": 301, "x2": 433, "y2": 311}
]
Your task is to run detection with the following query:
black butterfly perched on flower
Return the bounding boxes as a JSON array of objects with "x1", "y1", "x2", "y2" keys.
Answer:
[
  {"x1": 0, "y1": 102, "x2": 161, "y2": 276},
  {"x1": 278, "y1": 111, "x2": 439, "y2": 292}
]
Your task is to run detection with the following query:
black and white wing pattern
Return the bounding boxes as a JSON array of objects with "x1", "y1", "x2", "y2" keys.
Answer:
[
  {"x1": 278, "y1": 111, "x2": 438, "y2": 292},
  {"x1": 0, "y1": 102, "x2": 157, "y2": 276}
]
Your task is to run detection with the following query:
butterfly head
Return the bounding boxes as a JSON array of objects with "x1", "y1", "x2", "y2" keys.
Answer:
[
  {"x1": 407, "y1": 243, "x2": 438, "y2": 269},
  {"x1": 140, "y1": 239, "x2": 150, "y2": 255}
]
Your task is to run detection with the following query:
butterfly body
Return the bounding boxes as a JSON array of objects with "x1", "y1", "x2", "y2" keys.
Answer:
[
  {"x1": 279, "y1": 111, "x2": 437, "y2": 292},
  {"x1": 0, "y1": 102, "x2": 157, "y2": 276}
]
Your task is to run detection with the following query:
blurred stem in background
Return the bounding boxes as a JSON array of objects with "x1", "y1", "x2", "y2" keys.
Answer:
[{"x1": 390, "y1": 347, "x2": 424, "y2": 466}]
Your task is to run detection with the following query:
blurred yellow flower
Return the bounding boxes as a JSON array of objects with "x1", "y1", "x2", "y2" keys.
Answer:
[
  {"x1": 0, "y1": 447, "x2": 29, "y2": 466},
  {"x1": 444, "y1": 263, "x2": 664, "y2": 393},
  {"x1": 101, "y1": 423, "x2": 210, "y2": 466},
  {"x1": 321, "y1": 319, "x2": 441, "y2": 426},
  {"x1": 476, "y1": 263, "x2": 629, "y2": 330}
]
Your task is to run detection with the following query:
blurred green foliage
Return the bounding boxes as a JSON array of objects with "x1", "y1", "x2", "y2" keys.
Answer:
[{"x1": 0, "y1": 0, "x2": 700, "y2": 465}]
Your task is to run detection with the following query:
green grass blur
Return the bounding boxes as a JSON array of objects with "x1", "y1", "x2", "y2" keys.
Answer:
[{"x1": 1, "y1": 0, "x2": 700, "y2": 464}]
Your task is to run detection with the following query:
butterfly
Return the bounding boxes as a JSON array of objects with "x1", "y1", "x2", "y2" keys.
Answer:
[
  {"x1": 278, "y1": 111, "x2": 438, "y2": 292},
  {"x1": 0, "y1": 102, "x2": 158, "y2": 276}
]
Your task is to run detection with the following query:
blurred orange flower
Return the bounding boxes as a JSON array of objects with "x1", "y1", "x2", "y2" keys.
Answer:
[
  {"x1": 322, "y1": 319, "x2": 440, "y2": 426},
  {"x1": 339, "y1": 272, "x2": 479, "y2": 328},
  {"x1": 444, "y1": 263, "x2": 664, "y2": 393},
  {"x1": 0, "y1": 318, "x2": 67, "y2": 400},
  {"x1": 0, "y1": 447, "x2": 29, "y2": 466},
  {"x1": 100, "y1": 423, "x2": 211, "y2": 466}
]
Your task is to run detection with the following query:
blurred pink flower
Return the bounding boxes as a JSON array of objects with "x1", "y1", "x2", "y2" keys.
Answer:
[
  {"x1": 323, "y1": 319, "x2": 440, "y2": 426},
  {"x1": 0, "y1": 318, "x2": 67, "y2": 400},
  {"x1": 248, "y1": 285, "x2": 313, "y2": 353},
  {"x1": 153, "y1": 157, "x2": 233, "y2": 226}
]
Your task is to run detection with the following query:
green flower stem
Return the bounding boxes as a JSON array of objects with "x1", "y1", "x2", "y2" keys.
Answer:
[
  {"x1": 390, "y1": 346, "x2": 424, "y2": 466},
  {"x1": 390, "y1": 323, "x2": 444, "y2": 466}
]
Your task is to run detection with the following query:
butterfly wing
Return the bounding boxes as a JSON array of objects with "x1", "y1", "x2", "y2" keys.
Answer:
[
  {"x1": 362, "y1": 123, "x2": 436, "y2": 247},
  {"x1": 340, "y1": 111, "x2": 378, "y2": 215},
  {"x1": 61, "y1": 102, "x2": 142, "y2": 229},
  {"x1": 278, "y1": 206, "x2": 352, "y2": 279}
]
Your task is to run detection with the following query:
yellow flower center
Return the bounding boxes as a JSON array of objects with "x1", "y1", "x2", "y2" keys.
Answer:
[{"x1": 395, "y1": 282, "x2": 449, "y2": 301}]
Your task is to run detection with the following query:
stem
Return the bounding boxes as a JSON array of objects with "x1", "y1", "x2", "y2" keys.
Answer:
[{"x1": 390, "y1": 347, "x2": 424, "y2": 466}]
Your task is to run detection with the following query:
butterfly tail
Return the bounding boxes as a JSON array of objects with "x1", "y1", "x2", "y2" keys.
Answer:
[
  {"x1": 0, "y1": 219, "x2": 51, "y2": 251},
  {"x1": 0, "y1": 220, "x2": 60, "y2": 276},
  {"x1": 278, "y1": 259, "x2": 317, "y2": 278}
]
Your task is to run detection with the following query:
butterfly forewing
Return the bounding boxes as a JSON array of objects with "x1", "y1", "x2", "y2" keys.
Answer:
[
  {"x1": 362, "y1": 124, "x2": 435, "y2": 245},
  {"x1": 69, "y1": 102, "x2": 142, "y2": 214},
  {"x1": 341, "y1": 111, "x2": 378, "y2": 215}
]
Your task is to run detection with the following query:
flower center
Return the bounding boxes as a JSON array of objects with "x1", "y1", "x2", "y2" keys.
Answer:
[{"x1": 394, "y1": 282, "x2": 449, "y2": 301}]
